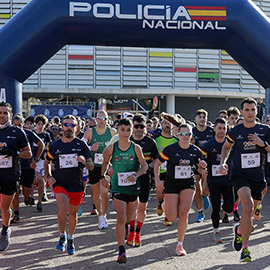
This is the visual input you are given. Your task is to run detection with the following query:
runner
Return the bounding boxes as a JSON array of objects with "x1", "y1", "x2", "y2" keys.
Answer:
[
  {"x1": 11, "y1": 115, "x2": 45, "y2": 223},
  {"x1": 33, "y1": 115, "x2": 52, "y2": 211},
  {"x1": 127, "y1": 114, "x2": 159, "y2": 247},
  {"x1": 219, "y1": 97, "x2": 270, "y2": 262},
  {"x1": 154, "y1": 116, "x2": 178, "y2": 226},
  {"x1": 192, "y1": 109, "x2": 214, "y2": 222},
  {"x1": 83, "y1": 110, "x2": 116, "y2": 229},
  {"x1": 100, "y1": 118, "x2": 148, "y2": 263},
  {"x1": 0, "y1": 102, "x2": 32, "y2": 252},
  {"x1": 44, "y1": 115, "x2": 94, "y2": 255},
  {"x1": 201, "y1": 118, "x2": 234, "y2": 243},
  {"x1": 154, "y1": 123, "x2": 207, "y2": 256},
  {"x1": 227, "y1": 107, "x2": 240, "y2": 130}
]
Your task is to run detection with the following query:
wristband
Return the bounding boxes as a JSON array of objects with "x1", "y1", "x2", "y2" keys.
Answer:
[
  {"x1": 264, "y1": 141, "x2": 269, "y2": 149},
  {"x1": 34, "y1": 158, "x2": 40, "y2": 162}
]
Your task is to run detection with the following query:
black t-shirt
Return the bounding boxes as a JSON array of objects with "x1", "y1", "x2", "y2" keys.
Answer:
[
  {"x1": 0, "y1": 125, "x2": 29, "y2": 182},
  {"x1": 192, "y1": 126, "x2": 215, "y2": 148},
  {"x1": 227, "y1": 123, "x2": 270, "y2": 181},
  {"x1": 46, "y1": 138, "x2": 91, "y2": 192},
  {"x1": 33, "y1": 131, "x2": 51, "y2": 160},
  {"x1": 201, "y1": 137, "x2": 232, "y2": 186},
  {"x1": 158, "y1": 142, "x2": 203, "y2": 181},
  {"x1": 20, "y1": 129, "x2": 41, "y2": 170}
]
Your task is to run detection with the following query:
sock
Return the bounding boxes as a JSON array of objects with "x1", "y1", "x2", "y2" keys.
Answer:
[
  {"x1": 129, "y1": 220, "x2": 135, "y2": 233},
  {"x1": 60, "y1": 232, "x2": 66, "y2": 237},
  {"x1": 198, "y1": 208, "x2": 203, "y2": 214},
  {"x1": 136, "y1": 221, "x2": 143, "y2": 234},
  {"x1": 177, "y1": 241, "x2": 183, "y2": 246},
  {"x1": 119, "y1": 245, "x2": 125, "y2": 255},
  {"x1": 14, "y1": 211, "x2": 19, "y2": 216},
  {"x1": 2, "y1": 225, "x2": 8, "y2": 235},
  {"x1": 233, "y1": 202, "x2": 239, "y2": 212},
  {"x1": 93, "y1": 204, "x2": 96, "y2": 209},
  {"x1": 242, "y1": 245, "x2": 248, "y2": 250},
  {"x1": 67, "y1": 234, "x2": 73, "y2": 240},
  {"x1": 213, "y1": 228, "x2": 220, "y2": 234}
]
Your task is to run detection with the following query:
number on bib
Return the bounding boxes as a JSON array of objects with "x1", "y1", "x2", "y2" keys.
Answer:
[
  {"x1": 0, "y1": 155, "x2": 12, "y2": 168},
  {"x1": 175, "y1": 166, "x2": 191, "y2": 179},
  {"x1": 83, "y1": 167, "x2": 89, "y2": 177},
  {"x1": 59, "y1": 154, "x2": 78, "y2": 169},
  {"x1": 241, "y1": 153, "x2": 260, "y2": 169},
  {"x1": 94, "y1": 153, "x2": 103, "y2": 165},
  {"x1": 212, "y1": 165, "x2": 225, "y2": 177},
  {"x1": 118, "y1": 171, "x2": 136, "y2": 186}
]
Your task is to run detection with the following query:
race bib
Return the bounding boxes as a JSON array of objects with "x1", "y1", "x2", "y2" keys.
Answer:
[
  {"x1": 160, "y1": 161, "x2": 167, "y2": 171},
  {"x1": 94, "y1": 153, "x2": 103, "y2": 165},
  {"x1": 175, "y1": 166, "x2": 191, "y2": 179},
  {"x1": 59, "y1": 154, "x2": 78, "y2": 169},
  {"x1": 0, "y1": 155, "x2": 12, "y2": 168},
  {"x1": 212, "y1": 165, "x2": 225, "y2": 177},
  {"x1": 83, "y1": 167, "x2": 89, "y2": 177},
  {"x1": 241, "y1": 153, "x2": 260, "y2": 169},
  {"x1": 118, "y1": 171, "x2": 136, "y2": 186}
]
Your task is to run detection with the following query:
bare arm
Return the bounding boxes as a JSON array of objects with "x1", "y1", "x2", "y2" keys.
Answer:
[
  {"x1": 100, "y1": 144, "x2": 113, "y2": 188},
  {"x1": 18, "y1": 145, "x2": 32, "y2": 159},
  {"x1": 154, "y1": 159, "x2": 164, "y2": 193},
  {"x1": 134, "y1": 144, "x2": 148, "y2": 177},
  {"x1": 219, "y1": 140, "x2": 233, "y2": 174},
  {"x1": 44, "y1": 158, "x2": 56, "y2": 186}
]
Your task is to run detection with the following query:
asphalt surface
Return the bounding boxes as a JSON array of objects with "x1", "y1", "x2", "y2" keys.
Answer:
[{"x1": 1, "y1": 187, "x2": 270, "y2": 270}]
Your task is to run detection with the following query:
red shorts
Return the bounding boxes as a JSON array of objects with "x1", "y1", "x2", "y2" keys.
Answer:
[{"x1": 54, "y1": 186, "x2": 84, "y2": 206}]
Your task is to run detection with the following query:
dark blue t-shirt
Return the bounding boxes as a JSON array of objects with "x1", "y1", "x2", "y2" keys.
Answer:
[
  {"x1": 0, "y1": 125, "x2": 29, "y2": 182},
  {"x1": 46, "y1": 137, "x2": 91, "y2": 192},
  {"x1": 33, "y1": 131, "x2": 51, "y2": 160},
  {"x1": 192, "y1": 126, "x2": 215, "y2": 148},
  {"x1": 201, "y1": 137, "x2": 232, "y2": 186},
  {"x1": 158, "y1": 142, "x2": 203, "y2": 180},
  {"x1": 227, "y1": 123, "x2": 270, "y2": 181}
]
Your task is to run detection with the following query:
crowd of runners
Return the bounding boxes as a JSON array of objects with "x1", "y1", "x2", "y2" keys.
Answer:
[{"x1": 0, "y1": 96, "x2": 269, "y2": 264}]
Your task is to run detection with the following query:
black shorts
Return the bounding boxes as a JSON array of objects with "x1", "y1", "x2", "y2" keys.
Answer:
[
  {"x1": 160, "y1": 172, "x2": 167, "y2": 181},
  {"x1": 231, "y1": 175, "x2": 266, "y2": 201},
  {"x1": 88, "y1": 167, "x2": 102, "y2": 185},
  {"x1": 19, "y1": 169, "x2": 35, "y2": 188},
  {"x1": 0, "y1": 181, "x2": 18, "y2": 196},
  {"x1": 164, "y1": 177, "x2": 196, "y2": 194},
  {"x1": 139, "y1": 173, "x2": 150, "y2": 203},
  {"x1": 112, "y1": 192, "x2": 138, "y2": 204}
]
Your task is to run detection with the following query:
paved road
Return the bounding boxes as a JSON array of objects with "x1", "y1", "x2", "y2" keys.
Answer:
[{"x1": 1, "y1": 187, "x2": 270, "y2": 270}]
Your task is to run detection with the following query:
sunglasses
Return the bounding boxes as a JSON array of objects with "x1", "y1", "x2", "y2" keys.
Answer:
[
  {"x1": 179, "y1": 132, "x2": 192, "y2": 136},
  {"x1": 63, "y1": 123, "x2": 76, "y2": 128},
  {"x1": 134, "y1": 124, "x2": 146, "y2": 129},
  {"x1": 97, "y1": 116, "x2": 107, "y2": 121}
]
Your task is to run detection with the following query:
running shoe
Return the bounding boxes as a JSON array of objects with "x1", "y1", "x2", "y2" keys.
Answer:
[
  {"x1": 240, "y1": 247, "x2": 251, "y2": 263},
  {"x1": 42, "y1": 193, "x2": 48, "y2": 202},
  {"x1": 0, "y1": 228, "x2": 11, "y2": 252},
  {"x1": 233, "y1": 210, "x2": 241, "y2": 222},
  {"x1": 232, "y1": 223, "x2": 242, "y2": 251},
  {"x1": 56, "y1": 235, "x2": 67, "y2": 252},
  {"x1": 203, "y1": 196, "x2": 210, "y2": 210},
  {"x1": 254, "y1": 204, "x2": 261, "y2": 221},
  {"x1": 222, "y1": 214, "x2": 229, "y2": 224},
  {"x1": 134, "y1": 232, "x2": 141, "y2": 247},
  {"x1": 126, "y1": 231, "x2": 135, "y2": 246},
  {"x1": 117, "y1": 252, "x2": 127, "y2": 264},
  {"x1": 90, "y1": 208, "x2": 98, "y2": 215},
  {"x1": 98, "y1": 215, "x2": 108, "y2": 230},
  {"x1": 77, "y1": 204, "x2": 83, "y2": 217},
  {"x1": 67, "y1": 239, "x2": 75, "y2": 255},
  {"x1": 103, "y1": 216, "x2": 109, "y2": 229},
  {"x1": 196, "y1": 213, "x2": 205, "y2": 223},
  {"x1": 37, "y1": 202, "x2": 42, "y2": 211},
  {"x1": 24, "y1": 197, "x2": 30, "y2": 206},
  {"x1": 11, "y1": 215, "x2": 20, "y2": 224},
  {"x1": 164, "y1": 217, "x2": 172, "y2": 226},
  {"x1": 175, "y1": 243, "x2": 186, "y2": 256},
  {"x1": 213, "y1": 232, "x2": 222, "y2": 243},
  {"x1": 156, "y1": 203, "x2": 163, "y2": 216},
  {"x1": 29, "y1": 197, "x2": 35, "y2": 206}
]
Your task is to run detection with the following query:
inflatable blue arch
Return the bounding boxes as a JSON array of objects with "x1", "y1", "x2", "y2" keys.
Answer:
[{"x1": 0, "y1": 0, "x2": 270, "y2": 113}]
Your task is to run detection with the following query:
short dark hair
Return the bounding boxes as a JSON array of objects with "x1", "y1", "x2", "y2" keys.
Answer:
[
  {"x1": 119, "y1": 118, "x2": 132, "y2": 126},
  {"x1": 214, "y1": 117, "x2": 227, "y2": 126},
  {"x1": 63, "y1": 115, "x2": 77, "y2": 122},
  {"x1": 178, "y1": 123, "x2": 192, "y2": 133},
  {"x1": 133, "y1": 114, "x2": 146, "y2": 123},
  {"x1": 0, "y1": 101, "x2": 12, "y2": 112},
  {"x1": 34, "y1": 114, "x2": 48, "y2": 125},
  {"x1": 53, "y1": 116, "x2": 61, "y2": 124},
  {"x1": 146, "y1": 119, "x2": 153, "y2": 124},
  {"x1": 241, "y1": 97, "x2": 257, "y2": 109},
  {"x1": 227, "y1": 106, "x2": 240, "y2": 117},
  {"x1": 219, "y1": 109, "x2": 227, "y2": 116},
  {"x1": 13, "y1": 114, "x2": 24, "y2": 124},
  {"x1": 196, "y1": 109, "x2": 208, "y2": 117},
  {"x1": 25, "y1": 116, "x2": 35, "y2": 124},
  {"x1": 236, "y1": 117, "x2": 244, "y2": 124}
]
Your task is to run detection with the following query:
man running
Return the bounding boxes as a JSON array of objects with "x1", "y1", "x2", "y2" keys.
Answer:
[
  {"x1": 83, "y1": 110, "x2": 116, "y2": 229},
  {"x1": 0, "y1": 102, "x2": 32, "y2": 252},
  {"x1": 192, "y1": 109, "x2": 214, "y2": 222},
  {"x1": 219, "y1": 97, "x2": 270, "y2": 262},
  {"x1": 44, "y1": 115, "x2": 94, "y2": 255}
]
